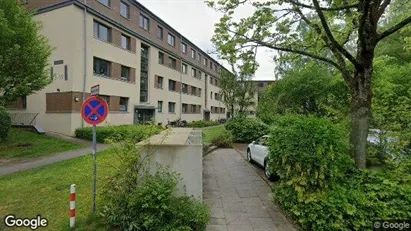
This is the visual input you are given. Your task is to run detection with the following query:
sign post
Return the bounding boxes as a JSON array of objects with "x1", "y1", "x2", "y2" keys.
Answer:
[{"x1": 81, "y1": 95, "x2": 108, "y2": 215}]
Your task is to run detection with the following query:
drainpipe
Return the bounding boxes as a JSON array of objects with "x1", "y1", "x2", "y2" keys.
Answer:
[
  {"x1": 81, "y1": 0, "x2": 88, "y2": 128},
  {"x1": 179, "y1": 35, "x2": 183, "y2": 120}
]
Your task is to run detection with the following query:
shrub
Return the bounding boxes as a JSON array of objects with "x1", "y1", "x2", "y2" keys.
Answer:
[
  {"x1": 101, "y1": 140, "x2": 209, "y2": 231},
  {"x1": 75, "y1": 125, "x2": 162, "y2": 143},
  {"x1": 274, "y1": 170, "x2": 411, "y2": 231},
  {"x1": 270, "y1": 115, "x2": 411, "y2": 230},
  {"x1": 268, "y1": 115, "x2": 352, "y2": 192},
  {"x1": 211, "y1": 130, "x2": 233, "y2": 148},
  {"x1": 188, "y1": 120, "x2": 219, "y2": 128},
  {"x1": 225, "y1": 117, "x2": 269, "y2": 143},
  {"x1": 0, "y1": 107, "x2": 11, "y2": 142}
]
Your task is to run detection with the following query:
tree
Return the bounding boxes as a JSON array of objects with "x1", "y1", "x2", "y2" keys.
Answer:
[
  {"x1": 218, "y1": 63, "x2": 256, "y2": 118},
  {"x1": 258, "y1": 62, "x2": 349, "y2": 123},
  {"x1": 207, "y1": 0, "x2": 411, "y2": 168},
  {"x1": 0, "y1": 0, "x2": 53, "y2": 105}
]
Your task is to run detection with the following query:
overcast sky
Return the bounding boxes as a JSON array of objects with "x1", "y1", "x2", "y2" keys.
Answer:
[{"x1": 138, "y1": 0, "x2": 276, "y2": 80}]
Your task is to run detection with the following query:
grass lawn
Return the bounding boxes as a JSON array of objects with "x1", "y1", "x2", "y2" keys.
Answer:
[
  {"x1": 202, "y1": 125, "x2": 226, "y2": 145},
  {"x1": 0, "y1": 148, "x2": 118, "y2": 230},
  {"x1": 0, "y1": 129, "x2": 85, "y2": 161}
]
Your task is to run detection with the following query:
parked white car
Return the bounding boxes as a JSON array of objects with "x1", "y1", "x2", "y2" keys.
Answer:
[{"x1": 247, "y1": 135, "x2": 275, "y2": 181}]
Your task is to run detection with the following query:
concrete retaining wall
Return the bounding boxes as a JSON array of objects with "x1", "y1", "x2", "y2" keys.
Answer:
[{"x1": 138, "y1": 128, "x2": 203, "y2": 201}]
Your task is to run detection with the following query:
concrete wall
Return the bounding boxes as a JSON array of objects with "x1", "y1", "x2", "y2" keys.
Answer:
[{"x1": 138, "y1": 128, "x2": 203, "y2": 200}]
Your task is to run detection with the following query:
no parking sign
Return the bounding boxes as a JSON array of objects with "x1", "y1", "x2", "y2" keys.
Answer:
[{"x1": 81, "y1": 96, "x2": 108, "y2": 125}]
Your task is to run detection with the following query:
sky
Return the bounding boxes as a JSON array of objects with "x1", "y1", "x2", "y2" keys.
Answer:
[{"x1": 137, "y1": 0, "x2": 276, "y2": 81}]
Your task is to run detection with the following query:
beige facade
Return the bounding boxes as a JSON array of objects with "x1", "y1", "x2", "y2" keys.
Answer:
[{"x1": 7, "y1": 1, "x2": 228, "y2": 136}]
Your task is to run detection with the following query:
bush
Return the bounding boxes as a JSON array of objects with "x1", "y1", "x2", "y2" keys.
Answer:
[
  {"x1": 188, "y1": 120, "x2": 219, "y2": 128},
  {"x1": 225, "y1": 117, "x2": 269, "y2": 143},
  {"x1": 211, "y1": 130, "x2": 233, "y2": 148},
  {"x1": 270, "y1": 115, "x2": 411, "y2": 230},
  {"x1": 0, "y1": 107, "x2": 11, "y2": 142},
  {"x1": 75, "y1": 125, "x2": 162, "y2": 143},
  {"x1": 268, "y1": 115, "x2": 352, "y2": 191},
  {"x1": 101, "y1": 140, "x2": 209, "y2": 231}
]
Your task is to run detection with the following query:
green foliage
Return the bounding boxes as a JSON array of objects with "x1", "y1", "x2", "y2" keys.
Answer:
[
  {"x1": 225, "y1": 117, "x2": 268, "y2": 143},
  {"x1": 270, "y1": 116, "x2": 411, "y2": 230},
  {"x1": 211, "y1": 130, "x2": 233, "y2": 148},
  {"x1": 188, "y1": 120, "x2": 219, "y2": 128},
  {"x1": 0, "y1": 106, "x2": 11, "y2": 141},
  {"x1": 269, "y1": 115, "x2": 352, "y2": 192},
  {"x1": 257, "y1": 62, "x2": 349, "y2": 124},
  {"x1": 0, "y1": 0, "x2": 53, "y2": 105},
  {"x1": 101, "y1": 140, "x2": 209, "y2": 231},
  {"x1": 75, "y1": 125, "x2": 162, "y2": 143},
  {"x1": 274, "y1": 170, "x2": 411, "y2": 231}
]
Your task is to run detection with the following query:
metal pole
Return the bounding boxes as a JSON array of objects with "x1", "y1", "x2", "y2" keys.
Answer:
[
  {"x1": 69, "y1": 184, "x2": 76, "y2": 228},
  {"x1": 92, "y1": 124, "x2": 97, "y2": 214}
]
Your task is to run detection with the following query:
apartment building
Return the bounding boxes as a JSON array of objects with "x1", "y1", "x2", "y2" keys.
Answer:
[{"x1": 6, "y1": 0, "x2": 228, "y2": 136}]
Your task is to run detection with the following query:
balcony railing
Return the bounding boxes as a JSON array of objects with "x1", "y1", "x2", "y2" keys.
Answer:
[{"x1": 8, "y1": 113, "x2": 39, "y2": 126}]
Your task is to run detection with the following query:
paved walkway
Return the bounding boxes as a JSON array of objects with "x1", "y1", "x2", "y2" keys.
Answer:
[
  {"x1": 203, "y1": 149, "x2": 296, "y2": 231},
  {"x1": 0, "y1": 143, "x2": 110, "y2": 176}
]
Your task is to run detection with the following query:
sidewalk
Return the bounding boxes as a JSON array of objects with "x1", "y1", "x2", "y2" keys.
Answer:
[
  {"x1": 203, "y1": 148, "x2": 296, "y2": 231},
  {"x1": 0, "y1": 143, "x2": 110, "y2": 176}
]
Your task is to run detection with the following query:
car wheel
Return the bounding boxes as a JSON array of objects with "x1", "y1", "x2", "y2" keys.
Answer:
[
  {"x1": 264, "y1": 160, "x2": 274, "y2": 181},
  {"x1": 247, "y1": 149, "x2": 252, "y2": 163}
]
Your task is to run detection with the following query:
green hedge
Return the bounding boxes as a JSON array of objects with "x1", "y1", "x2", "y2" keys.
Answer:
[
  {"x1": 75, "y1": 125, "x2": 162, "y2": 143},
  {"x1": 0, "y1": 107, "x2": 11, "y2": 142},
  {"x1": 187, "y1": 120, "x2": 219, "y2": 128},
  {"x1": 225, "y1": 117, "x2": 269, "y2": 143},
  {"x1": 211, "y1": 130, "x2": 233, "y2": 148},
  {"x1": 269, "y1": 115, "x2": 411, "y2": 231}
]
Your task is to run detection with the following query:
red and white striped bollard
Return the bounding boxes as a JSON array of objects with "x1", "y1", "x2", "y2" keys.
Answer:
[{"x1": 70, "y1": 184, "x2": 76, "y2": 228}]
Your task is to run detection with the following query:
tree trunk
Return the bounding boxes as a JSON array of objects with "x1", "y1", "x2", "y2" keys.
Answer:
[{"x1": 349, "y1": 66, "x2": 373, "y2": 169}]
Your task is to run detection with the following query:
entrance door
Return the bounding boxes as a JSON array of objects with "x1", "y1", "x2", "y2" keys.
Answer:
[
  {"x1": 204, "y1": 111, "x2": 210, "y2": 121},
  {"x1": 134, "y1": 108, "x2": 155, "y2": 125}
]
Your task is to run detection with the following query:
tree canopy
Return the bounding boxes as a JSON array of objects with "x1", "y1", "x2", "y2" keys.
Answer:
[
  {"x1": 0, "y1": 0, "x2": 53, "y2": 105},
  {"x1": 207, "y1": 0, "x2": 411, "y2": 168}
]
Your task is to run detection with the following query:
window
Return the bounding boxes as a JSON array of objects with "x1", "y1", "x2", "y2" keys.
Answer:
[
  {"x1": 182, "y1": 84, "x2": 188, "y2": 94},
  {"x1": 158, "y1": 101, "x2": 163, "y2": 113},
  {"x1": 168, "y1": 57, "x2": 176, "y2": 69},
  {"x1": 198, "y1": 88, "x2": 202, "y2": 97},
  {"x1": 191, "y1": 49, "x2": 196, "y2": 59},
  {"x1": 121, "y1": 34, "x2": 130, "y2": 50},
  {"x1": 169, "y1": 80, "x2": 176, "y2": 91},
  {"x1": 191, "y1": 86, "x2": 196, "y2": 96},
  {"x1": 258, "y1": 82, "x2": 264, "y2": 87},
  {"x1": 210, "y1": 62, "x2": 213, "y2": 69},
  {"x1": 97, "y1": 0, "x2": 110, "y2": 7},
  {"x1": 198, "y1": 54, "x2": 201, "y2": 62},
  {"x1": 120, "y1": 2, "x2": 129, "y2": 18},
  {"x1": 181, "y1": 43, "x2": 187, "y2": 53},
  {"x1": 211, "y1": 91, "x2": 213, "y2": 99},
  {"x1": 182, "y1": 63, "x2": 187, "y2": 74},
  {"x1": 215, "y1": 79, "x2": 219, "y2": 86},
  {"x1": 157, "y1": 76, "x2": 164, "y2": 89},
  {"x1": 140, "y1": 44, "x2": 149, "y2": 102},
  {"x1": 198, "y1": 71, "x2": 202, "y2": 79},
  {"x1": 158, "y1": 52, "x2": 164, "y2": 64},
  {"x1": 139, "y1": 14, "x2": 149, "y2": 30},
  {"x1": 191, "y1": 68, "x2": 196, "y2": 78},
  {"x1": 168, "y1": 102, "x2": 176, "y2": 113},
  {"x1": 204, "y1": 58, "x2": 207, "y2": 66},
  {"x1": 21, "y1": 96, "x2": 27, "y2": 109},
  {"x1": 121, "y1": 66, "x2": 130, "y2": 81},
  {"x1": 93, "y1": 21, "x2": 111, "y2": 42},
  {"x1": 100, "y1": 95, "x2": 110, "y2": 106},
  {"x1": 182, "y1": 103, "x2": 188, "y2": 113},
  {"x1": 157, "y1": 26, "x2": 164, "y2": 40},
  {"x1": 191, "y1": 104, "x2": 196, "y2": 113},
  {"x1": 93, "y1": 57, "x2": 111, "y2": 76},
  {"x1": 214, "y1": 64, "x2": 218, "y2": 71},
  {"x1": 119, "y1": 97, "x2": 128, "y2": 112},
  {"x1": 215, "y1": 93, "x2": 218, "y2": 100},
  {"x1": 210, "y1": 77, "x2": 213, "y2": 84},
  {"x1": 168, "y1": 33, "x2": 175, "y2": 47}
]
